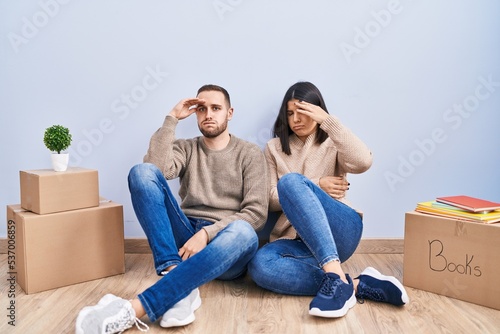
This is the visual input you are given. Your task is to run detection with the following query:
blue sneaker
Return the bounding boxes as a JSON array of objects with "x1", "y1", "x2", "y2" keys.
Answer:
[
  {"x1": 356, "y1": 267, "x2": 409, "y2": 306},
  {"x1": 309, "y1": 273, "x2": 356, "y2": 318}
]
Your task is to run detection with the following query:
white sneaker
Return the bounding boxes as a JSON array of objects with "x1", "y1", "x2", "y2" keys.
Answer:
[
  {"x1": 160, "y1": 288, "x2": 202, "y2": 328},
  {"x1": 75, "y1": 294, "x2": 149, "y2": 334}
]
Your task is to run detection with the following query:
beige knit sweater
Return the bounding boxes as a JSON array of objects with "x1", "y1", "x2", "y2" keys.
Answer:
[
  {"x1": 265, "y1": 115, "x2": 373, "y2": 241},
  {"x1": 143, "y1": 115, "x2": 269, "y2": 241}
]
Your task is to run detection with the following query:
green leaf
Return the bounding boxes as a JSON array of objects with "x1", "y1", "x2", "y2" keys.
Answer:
[{"x1": 43, "y1": 125, "x2": 72, "y2": 154}]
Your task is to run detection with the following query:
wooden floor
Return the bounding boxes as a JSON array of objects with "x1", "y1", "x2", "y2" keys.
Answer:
[{"x1": 1, "y1": 253, "x2": 500, "y2": 334}]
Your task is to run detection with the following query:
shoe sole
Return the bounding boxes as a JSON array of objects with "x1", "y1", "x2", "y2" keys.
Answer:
[
  {"x1": 160, "y1": 289, "x2": 202, "y2": 328},
  {"x1": 309, "y1": 290, "x2": 356, "y2": 318},
  {"x1": 161, "y1": 313, "x2": 196, "y2": 328},
  {"x1": 361, "y1": 267, "x2": 409, "y2": 304}
]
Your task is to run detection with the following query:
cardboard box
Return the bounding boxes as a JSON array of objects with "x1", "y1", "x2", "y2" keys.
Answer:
[
  {"x1": 20, "y1": 168, "x2": 99, "y2": 214},
  {"x1": 7, "y1": 200, "x2": 125, "y2": 294},
  {"x1": 404, "y1": 211, "x2": 500, "y2": 310}
]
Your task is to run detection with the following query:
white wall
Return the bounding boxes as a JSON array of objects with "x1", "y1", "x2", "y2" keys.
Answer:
[{"x1": 1, "y1": 0, "x2": 499, "y2": 239}]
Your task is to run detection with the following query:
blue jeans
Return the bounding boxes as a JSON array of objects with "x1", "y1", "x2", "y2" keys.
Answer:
[
  {"x1": 128, "y1": 163, "x2": 259, "y2": 321},
  {"x1": 248, "y1": 173, "x2": 362, "y2": 296}
]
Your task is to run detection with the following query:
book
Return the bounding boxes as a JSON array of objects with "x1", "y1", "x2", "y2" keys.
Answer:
[
  {"x1": 415, "y1": 201, "x2": 500, "y2": 224},
  {"x1": 436, "y1": 195, "x2": 500, "y2": 213}
]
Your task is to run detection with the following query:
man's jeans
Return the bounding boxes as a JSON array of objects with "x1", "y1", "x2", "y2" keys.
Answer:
[
  {"x1": 248, "y1": 173, "x2": 362, "y2": 296},
  {"x1": 128, "y1": 163, "x2": 259, "y2": 321}
]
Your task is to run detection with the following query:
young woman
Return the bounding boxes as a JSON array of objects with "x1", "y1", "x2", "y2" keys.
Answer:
[{"x1": 248, "y1": 81, "x2": 408, "y2": 318}]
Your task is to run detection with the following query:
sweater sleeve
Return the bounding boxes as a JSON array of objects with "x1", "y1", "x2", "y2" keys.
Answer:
[
  {"x1": 265, "y1": 143, "x2": 282, "y2": 212},
  {"x1": 143, "y1": 115, "x2": 188, "y2": 179},
  {"x1": 203, "y1": 144, "x2": 269, "y2": 241},
  {"x1": 320, "y1": 115, "x2": 373, "y2": 174}
]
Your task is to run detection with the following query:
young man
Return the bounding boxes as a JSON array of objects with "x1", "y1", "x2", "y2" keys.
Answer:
[{"x1": 76, "y1": 84, "x2": 268, "y2": 333}]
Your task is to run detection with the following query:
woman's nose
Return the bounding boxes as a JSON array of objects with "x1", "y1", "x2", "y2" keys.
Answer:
[{"x1": 293, "y1": 112, "x2": 300, "y2": 123}]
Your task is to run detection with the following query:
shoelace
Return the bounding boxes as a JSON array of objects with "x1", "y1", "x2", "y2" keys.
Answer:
[
  {"x1": 105, "y1": 307, "x2": 150, "y2": 333},
  {"x1": 318, "y1": 276, "x2": 342, "y2": 296},
  {"x1": 356, "y1": 284, "x2": 385, "y2": 303},
  {"x1": 132, "y1": 317, "x2": 149, "y2": 333}
]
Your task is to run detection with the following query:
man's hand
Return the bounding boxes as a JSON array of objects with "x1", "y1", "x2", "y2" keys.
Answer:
[
  {"x1": 178, "y1": 229, "x2": 209, "y2": 260},
  {"x1": 169, "y1": 98, "x2": 205, "y2": 120},
  {"x1": 319, "y1": 176, "x2": 350, "y2": 199}
]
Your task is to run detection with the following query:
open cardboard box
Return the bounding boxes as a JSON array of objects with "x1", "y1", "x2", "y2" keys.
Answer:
[{"x1": 404, "y1": 211, "x2": 500, "y2": 310}]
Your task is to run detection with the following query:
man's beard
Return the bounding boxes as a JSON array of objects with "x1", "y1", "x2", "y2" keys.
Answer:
[{"x1": 199, "y1": 118, "x2": 229, "y2": 138}]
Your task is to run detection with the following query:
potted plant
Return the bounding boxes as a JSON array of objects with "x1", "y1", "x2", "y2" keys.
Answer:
[{"x1": 43, "y1": 125, "x2": 72, "y2": 172}]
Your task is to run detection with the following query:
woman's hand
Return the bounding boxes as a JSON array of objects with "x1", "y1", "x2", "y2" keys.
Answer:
[
  {"x1": 294, "y1": 101, "x2": 329, "y2": 124},
  {"x1": 319, "y1": 176, "x2": 350, "y2": 199}
]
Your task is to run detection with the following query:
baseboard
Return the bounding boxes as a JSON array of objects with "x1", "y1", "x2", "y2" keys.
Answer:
[
  {"x1": 0, "y1": 237, "x2": 404, "y2": 254},
  {"x1": 128, "y1": 238, "x2": 403, "y2": 254},
  {"x1": 354, "y1": 238, "x2": 404, "y2": 254}
]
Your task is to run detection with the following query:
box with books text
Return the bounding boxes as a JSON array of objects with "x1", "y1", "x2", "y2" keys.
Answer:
[{"x1": 403, "y1": 211, "x2": 500, "y2": 310}]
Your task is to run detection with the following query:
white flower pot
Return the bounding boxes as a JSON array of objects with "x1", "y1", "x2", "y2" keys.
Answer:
[{"x1": 51, "y1": 153, "x2": 69, "y2": 172}]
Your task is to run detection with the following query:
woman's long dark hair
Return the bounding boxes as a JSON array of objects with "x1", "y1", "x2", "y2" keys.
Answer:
[{"x1": 273, "y1": 81, "x2": 330, "y2": 155}]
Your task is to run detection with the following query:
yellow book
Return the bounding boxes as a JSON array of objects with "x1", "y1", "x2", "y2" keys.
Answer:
[{"x1": 415, "y1": 201, "x2": 500, "y2": 224}]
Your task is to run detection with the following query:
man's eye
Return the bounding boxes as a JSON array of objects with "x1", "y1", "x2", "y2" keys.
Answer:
[
  {"x1": 197, "y1": 107, "x2": 206, "y2": 112},
  {"x1": 213, "y1": 107, "x2": 220, "y2": 111}
]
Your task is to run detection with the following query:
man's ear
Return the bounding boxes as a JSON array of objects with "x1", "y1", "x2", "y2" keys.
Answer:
[{"x1": 227, "y1": 107, "x2": 234, "y2": 120}]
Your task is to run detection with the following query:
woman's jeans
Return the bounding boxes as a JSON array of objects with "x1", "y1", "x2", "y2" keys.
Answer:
[
  {"x1": 128, "y1": 163, "x2": 259, "y2": 322},
  {"x1": 248, "y1": 173, "x2": 362, "y2": 296}
]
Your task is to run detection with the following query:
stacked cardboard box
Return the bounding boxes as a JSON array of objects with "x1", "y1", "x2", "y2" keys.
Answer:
[{"x1": 7, "y1": 168, "x2": 125, "y2": 294}]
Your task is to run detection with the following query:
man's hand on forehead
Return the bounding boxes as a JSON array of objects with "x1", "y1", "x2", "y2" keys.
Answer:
[
  {"x1": 185, "y1": 98, "x2": 205, "y2": 109},
  {"x1": 170, "y1": 98, "x2": 206, "y2": 120}
]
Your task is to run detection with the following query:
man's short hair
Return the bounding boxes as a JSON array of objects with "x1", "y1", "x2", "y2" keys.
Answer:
[{"x1": 197, "y1": 84, "x2": 231, "y2": 108}]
